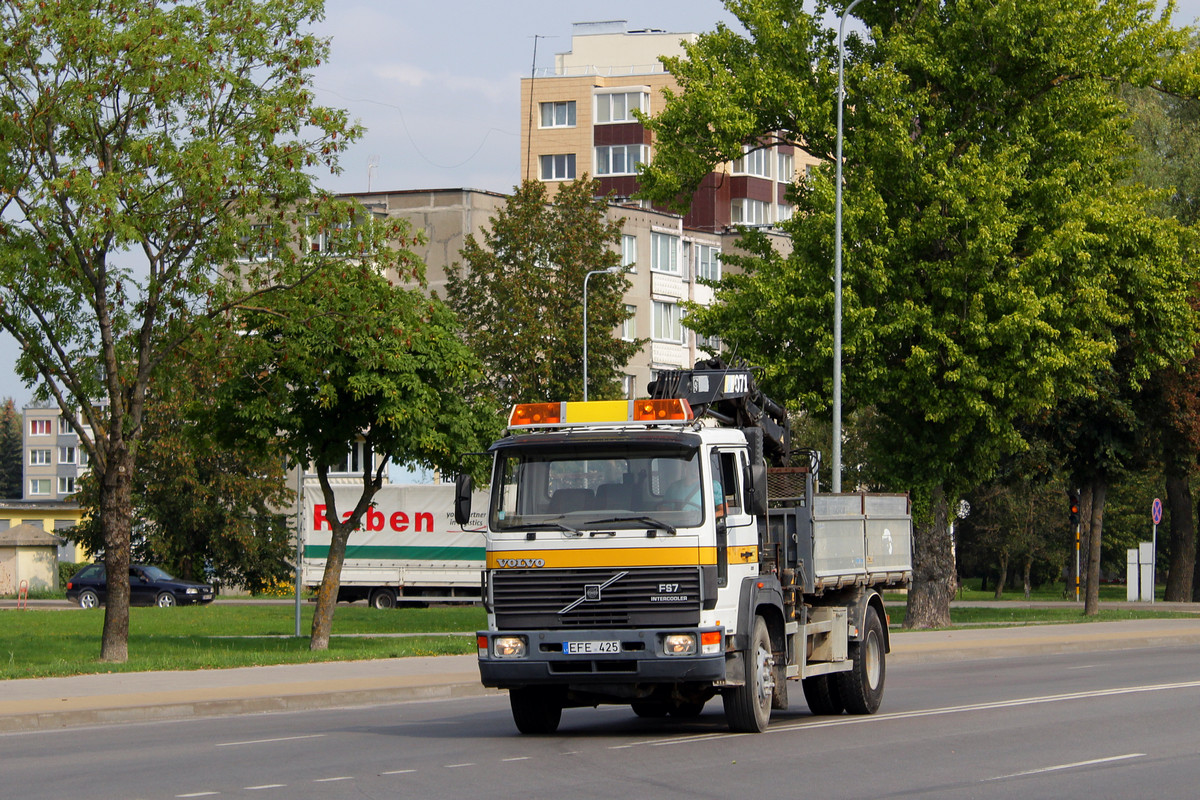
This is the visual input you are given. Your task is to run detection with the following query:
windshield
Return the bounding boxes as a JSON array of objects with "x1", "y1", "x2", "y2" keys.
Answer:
[
  {"x1": 140, "y1": 566, "x2": 176, "y2": 582},
  {"x1": 491, "y1": 445, "x2": 705, "y2": 531}
]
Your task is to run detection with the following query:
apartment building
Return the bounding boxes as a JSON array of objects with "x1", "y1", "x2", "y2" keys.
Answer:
[
  {"x1": 522, "y1": 20, "x2": 819, "y2": 232},
  {"x1": 21, "y1": 403, "x2": 89, "y2": 502}
]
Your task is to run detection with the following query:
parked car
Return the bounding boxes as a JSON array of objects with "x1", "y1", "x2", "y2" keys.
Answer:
[{"x1": 65, "y1": 563, "x2": 216, "y2": 608}]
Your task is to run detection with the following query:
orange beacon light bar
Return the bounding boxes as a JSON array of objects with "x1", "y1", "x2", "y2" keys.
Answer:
[{"x1": 508, "y1": 399, "x2": 693, "y2": 428}]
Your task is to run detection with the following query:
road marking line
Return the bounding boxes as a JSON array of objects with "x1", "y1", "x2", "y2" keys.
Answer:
[
  {"x1": 445, "y1": 763, "x2": 475, "y2": 768},
  {"x1": 216, "y1": 734, "x2": 325, "y2": 747},
  {"x1": 313, "y1": 776, "x2": 354, "y2": 783},
  {"x1": 612, "y1": 679, "x2": 1200, "y2": 748},
  {"x1": 176, "y1": 794, "x2": 220, "y2": 798},
  {"x1": 244, "y1": 785, "x2": 286, "y2": 791},
  {"x1": 381, "y1": 769, "x2": 416, "y2": 775},
  {"x1": 984, "y1": 753, "x2": 1146, "y2": 781},
  {"x1": 502, "y1": 757, "x2": 531, "y2": 762}
]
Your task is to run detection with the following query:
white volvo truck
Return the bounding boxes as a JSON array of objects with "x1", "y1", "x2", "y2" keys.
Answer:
[{"x1": 455, "y1": 360, "x2": 912, "y2": 733}]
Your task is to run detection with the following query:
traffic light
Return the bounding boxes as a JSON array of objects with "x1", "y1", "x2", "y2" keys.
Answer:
[{"x1": 1068, "y1": 490, "x2": 1080, "y2": 526}]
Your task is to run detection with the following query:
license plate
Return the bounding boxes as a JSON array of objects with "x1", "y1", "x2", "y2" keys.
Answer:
[{"x1": 563, "y1": 640, "x2": 620, "y2": 655}]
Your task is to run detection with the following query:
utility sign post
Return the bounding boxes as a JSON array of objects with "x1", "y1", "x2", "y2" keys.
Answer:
[
  {"x1": 1150, "y1": 498, "x2": 1162, "y2": 604},
  {"x1": 1069, "y1": 490, "x2": 1081, "y2": 602}
]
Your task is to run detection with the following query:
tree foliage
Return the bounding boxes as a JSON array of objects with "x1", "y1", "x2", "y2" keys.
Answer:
[
  {"x1": 0, "y1": 0, "x2": 359, "y2": 661},
  {"x1": 72, "y1": 333, "x2": 295, "y2": 593},
  {"x1": 639, "y1": 0, "x2": 1200, "y2": 626},
  {"x1": 0, "y1": 399, "x2": 21, "y2": 500},
  {"x1": 445, "y1": 178, "x2": 643, "y2": 406},
  {"x1": 216, "y1": 242, "x2": 498, "y2": 650}
]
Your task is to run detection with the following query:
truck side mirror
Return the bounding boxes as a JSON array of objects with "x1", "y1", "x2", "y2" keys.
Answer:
[
  {"x1": 454, "y1": 473, "x2": 474, "y2": 526},
  {"x1": 745, "y1": 464, "x2": 768, "y2": 516}
]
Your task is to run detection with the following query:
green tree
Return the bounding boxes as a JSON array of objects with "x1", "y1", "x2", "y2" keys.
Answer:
[
  {"x1": 638, "y1": 0, "x2": 1199, "y2": 626},
  {"x1": 0, "y1": 0, "x2": 358, "y2": 661},
  {"x1": 217, "y1": 255, "x2": 497, "y2": 651},
  {"x1": 72, "y1": 333, "x2": 295, "y2": 592},
  {"x1": 0, "y1": 398, "x2": 21, "y2": 499},
  {"x1": 446, "y1": 178, "x2": 642, "y2": 406}
]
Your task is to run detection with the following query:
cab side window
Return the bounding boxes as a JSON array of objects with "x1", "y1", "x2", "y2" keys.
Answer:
[{"x1": 716, "y1": 451, "x2": 743, "y2": 516}]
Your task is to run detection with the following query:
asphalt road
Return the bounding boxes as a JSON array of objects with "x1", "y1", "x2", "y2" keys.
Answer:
[{"x1": 6, "y1": 643, "x2": 1199, "y2": 800}]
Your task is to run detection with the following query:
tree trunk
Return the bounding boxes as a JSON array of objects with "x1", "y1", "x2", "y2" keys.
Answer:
[
  {"x1": 905, "y1": 484, "x2": 954, "y2": 629},
  {"x1": 1164, "y1": 473, "x2": 1195, "y2": 602},
  {"x1": 99, "y1": 447, "x2": 135, "y2": 662},
  {"x1": 1084, "y1": 477, "x2": 1107, "y2": 616},
  {"x1": 993, "y1": 550, "x2": 1008, "y2": 600},
  {"x1": 1023, "y1": 554, "x2": 1033, "y2": 600},
  {"x1": 1079, "y1": 485, "x2": 1094, "y2": 601}
]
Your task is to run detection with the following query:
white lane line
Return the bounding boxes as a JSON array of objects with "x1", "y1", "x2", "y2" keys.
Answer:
[
  {"x1": 216, "y1": 734, "x2": 325, "y2": 747},
  {"x1": 176, "y1": 794, "x2": 220, "y2": 798},
  {"x1": 381, "y1": 769, "x2": 416, "y2": 775},
  {"x1": 445, "y1": 763, "x2": 475, "y2": 768},
  {"x1": 501, "y1": 757, "x2": 531, "y2": 762},
  {"x1": 612, "y1": 679, "x2": 1200, "y2": 748},
  {"x1": 244, "y1": 785, "x2": 286, "y2": 791},
  {"x1": 984, "y1": 753, "x2": 1146, "y2": 781},
  {"x1": 313, "y1": 776, "x2": 354, "y2": 783}
]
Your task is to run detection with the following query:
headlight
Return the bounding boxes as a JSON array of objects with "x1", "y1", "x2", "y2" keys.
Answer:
[
  {"x1": 185, "y1": 588, "x2": 198, "y2": 594},
  {"x1": 662, "y1": 634, "x2": 696, "y2": 656},
  {"x1": 492, "y1": 635, "x2": 527, "y2": 658}
]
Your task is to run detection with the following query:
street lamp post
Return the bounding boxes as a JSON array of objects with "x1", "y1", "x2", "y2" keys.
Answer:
[
  {"x1": 833, "y1": 0, "x2": 863, "y2": 494},
  {"x1": 582, "y1": 266, "x2": 622, "y2": 402}
]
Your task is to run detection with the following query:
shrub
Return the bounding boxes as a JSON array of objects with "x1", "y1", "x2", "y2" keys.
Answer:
[{"x1": 57, "y1": 561, "x2": 87, "y2": 593}]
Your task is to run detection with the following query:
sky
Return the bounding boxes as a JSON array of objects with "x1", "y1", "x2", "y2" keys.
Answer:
[{"x1": 4, "y1": 0, "x2": 1200, "y2": 411}]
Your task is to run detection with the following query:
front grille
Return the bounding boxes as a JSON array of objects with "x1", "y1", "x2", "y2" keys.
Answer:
[{"x1": 492, "y1": 567, "x2": 701, "y2": 629}]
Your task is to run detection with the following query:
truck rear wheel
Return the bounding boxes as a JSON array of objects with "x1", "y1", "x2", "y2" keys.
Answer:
[
  {"x1": 370, "y1": 588, "x2": 397, "y2": 609},
  {"x1": 801, "y1": 674, "x2": 845, "y2": 715},
  {"x1": 836, "y1": 606, "x2": 885, "y2": 714},
  {"x1": 722, "y1": 616, "x2": 774, "y2": 732},
  {"x1": 509, "y1": 687, "x2": 563, "y2": 734}
]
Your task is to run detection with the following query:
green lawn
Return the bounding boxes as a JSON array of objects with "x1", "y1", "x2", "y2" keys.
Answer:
[{"x1": 0, "y1": 604, "x2": 486, "y2": 680}]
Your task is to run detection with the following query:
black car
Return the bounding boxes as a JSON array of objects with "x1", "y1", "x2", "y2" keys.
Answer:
[{"x1": 65, "y1": 563, "x2": 216, "y2": 608}]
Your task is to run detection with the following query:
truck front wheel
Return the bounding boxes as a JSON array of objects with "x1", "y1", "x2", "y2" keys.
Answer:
[
  {"x1": 722, "y1": 616, "x2": 774, "y2": 732},
  {"x1": 837, "y1": 605, "x2": 885, "y2": 714},
  {"x1": 509, "y1": 687, "x2": 563, "y2": 734}
]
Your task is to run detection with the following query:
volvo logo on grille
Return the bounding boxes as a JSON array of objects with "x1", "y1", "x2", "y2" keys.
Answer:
[
  {"x1": 496, "y1": 558, "x2": 545, "y2": 568},
  {"x1": 559, "y1": 571, "x2": 627, "y2": 614}
]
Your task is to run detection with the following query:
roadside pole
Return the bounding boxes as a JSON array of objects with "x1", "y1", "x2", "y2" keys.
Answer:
[
  {"x1": 1151, "y1": 498, "x2": 1162, "y2": 605},
  {"x1": 296, "y1": 466, "x2": 304, "y2": 637}
]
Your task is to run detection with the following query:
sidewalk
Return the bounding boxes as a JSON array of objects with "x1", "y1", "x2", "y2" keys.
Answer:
[{"x1": 4, "y1": 616, "x2": 1200, "y2": 732}]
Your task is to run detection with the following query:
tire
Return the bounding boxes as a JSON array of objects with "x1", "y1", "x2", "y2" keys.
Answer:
[
  {"x1": 801, "y1": 674, "x2": 845, "y2": 715},
  {"x1": 370, "y1": 589, "x2": 397, "y2": 610},
  {"x1": 631, "y1": 700, "x2": 670, "y2": 718},
  {"x1": 836, "y1": 606, "x2": 885, "y2": 714},
  {"x1": 722, "y1": 616, "x2": 775, "y2": 732},
  {"x1": 78, "y1": 589, "x2": 100, "y2": 609},
  {"x1": 509, "y1": 687, "x2": 563, "y2": 734},
  {"x1": 156, "y1": 592, "x2": 177, "y2": 608}
]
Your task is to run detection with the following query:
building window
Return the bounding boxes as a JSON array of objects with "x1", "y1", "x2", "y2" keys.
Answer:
[
  {"x1": 30, "y1": 419, "x2": 50, "y2": 436},
  {"x1": 732, "y1": 146, "x2": 771, "y2": 178},
  {"x1": 539, "y1": 153, "x2": 576, "y2": 181},
  {"x1": 58, "y1": 476, "x2": 77, "y2": 495},
  {"x1": 58, "y1": 417, "x2": 73, "y2": 434},
  {"x1": 237, "y1": 223, "x2": 279, "y2": 262},
  {"x1": 30, "y1": 449, "x2": 51, "y2": 466},
  {"x1": 595, "y1": 144, "x2": 645, "y2": 176},
  {"x1": 650, "y1": 232, "x2": 679, "y2": 274},
  {"x1": 539, "y1": 100, "x2": 576, "y2": 128},
  {"x1": 621, "y1": 235, "x2": 638, "y2": 270},
  {"x1": 777, "y1": 204, "x2": 795, "y2": 223},
  {"x1": 595, "y1": 91, "x2": 648, "y2": 124},
  {"x1": 623, "y1": 374, "x2": 636, "y2": 398},
  {"x1": 59, "y1": 446, "x2": 76, "y2": 465},
  {"x1": 695, "y1": 244, "x2": 721, "y2": 282},
  {"x1": 731, "y1": 198, "x2": 769, "y2": 226},
  {"x1": 29, "y1": 479, "x2": 50, "y2": 496},
  {"x1": 622, "y1": 305, "x2": 637, "y2": 341},
  {"x1": 653, "y1": 301, "x2": 685, "y2": 344},
  {"x1": 777, "y1": 152, "x2": 795, "y2": 183},
  {"x1": 330, "y1": 442, "x2": 372, "y2": 474},
  {"x1": 697, "y1": 333, "x2": 722, "y2": 355}
]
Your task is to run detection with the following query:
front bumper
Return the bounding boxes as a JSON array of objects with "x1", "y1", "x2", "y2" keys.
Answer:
[{"x1": 477, "y1": 627, "x2": 726, "y2": 688}]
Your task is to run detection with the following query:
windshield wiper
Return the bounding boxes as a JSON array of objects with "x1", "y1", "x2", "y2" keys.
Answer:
[
  {"x1": 542, "y1": 518, "x2": 584, "y2": 537},
  {"x1": 587, "y1": 515, "x2": 677, "y2": 537}
]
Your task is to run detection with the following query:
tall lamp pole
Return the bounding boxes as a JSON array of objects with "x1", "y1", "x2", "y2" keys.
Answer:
[
  {"x1": 833, "y1": 0, "x2": 863, "y2": 494},
  {"x1": 582, "y1": 266, "x2": 621, "y2": 401}
]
